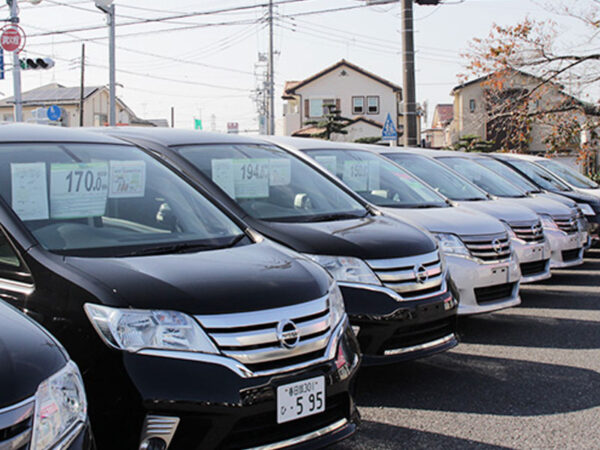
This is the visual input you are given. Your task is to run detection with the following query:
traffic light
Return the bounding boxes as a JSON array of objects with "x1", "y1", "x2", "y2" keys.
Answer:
[{"x1": 19, "y1": 57, "x2": 55, "y2": 70}]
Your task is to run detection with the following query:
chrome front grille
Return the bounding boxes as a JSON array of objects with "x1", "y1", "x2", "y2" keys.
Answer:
[
  {"x1": 195, "y1": 296, "x2": 331, "y2": 370},
  {"x1": 510, "y1": 221, "x2": 545, "y2": 242},
  {"x1": 463, "y1": 233, "x2": 511, "y2": 262},
  {"x1": 366, "y1": 250, "x2": 445, "y2": 299},
  {"x1": 554, "y1": 215, "x2": 579, "y2": 234},
  {"x1": 0, "y1": 398, "x2": 34, "y2": 450}
]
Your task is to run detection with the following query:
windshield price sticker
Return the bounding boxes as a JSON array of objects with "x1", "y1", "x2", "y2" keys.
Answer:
[
  {"x1": 10, "y1": 163, "x2": 49, "y2": 221},
  {"x1": 314, "y1": 155, "x2": 337, "y2": 174},
  {"x1": 50, "y1": 162, "x2": 109, "y2": 219},
  {"x1": 269, "y1": 158, "x2": 291, "y2": 186},
  {"x1": 109, "y1": 160, "x2": 146, "y2": 198},
  {"x1": 233, "y1": 159, "x2": 270, "y2": 198},
  {"x1": 276, "y1": 376, "x2": 325, "y2": 424},
  {"x1": 343, "y1": 161, "x2": 380, "y2": 191}
]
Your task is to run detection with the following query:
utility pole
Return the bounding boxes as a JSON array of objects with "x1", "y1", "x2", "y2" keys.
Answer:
[
  {"x1": 401, "y1": 0, "x2": 417, "y2": 146},
  {"x1": 7, "y1": 0, "x2": 22, "y2": 122},
  {"x1": 171, "y1": 106, "x2": 175, "y2": 128},
  {"x1": 79, "y1": 43, "x2": 85, "y2": 126},
  {"x1": 267, "y1": 0, "x2": 275, "y2": 135},
  {"x1": 95, "y1": 0, "x2": 116, "y2": 126}
]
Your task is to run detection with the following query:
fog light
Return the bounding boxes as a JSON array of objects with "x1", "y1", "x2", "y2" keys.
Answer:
[
  {"x1": 140, "y1": 438, "x2": 167, "y2": 450},
  {"x1": 351, "y1": 326, "x2": 360, "y2": 336}
]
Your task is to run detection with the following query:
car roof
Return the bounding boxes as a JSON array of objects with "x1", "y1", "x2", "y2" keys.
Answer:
[
  {"x1": 499, "y1": 153, "x2": 543, "y2": 161},
  {"x1": 91, "y1": 127, "x2": 271, "y2": 147},
  {"x1": 0, "y1": 123, "x2": 126, "y2": 144},
  {"x1": 265, "y1": 136, "x2": 364, "y2": 151}
]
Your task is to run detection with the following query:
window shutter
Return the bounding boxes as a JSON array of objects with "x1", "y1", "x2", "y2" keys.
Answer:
[{"x1": 304, "y1": 99, "x2": 309, "y2": 118}]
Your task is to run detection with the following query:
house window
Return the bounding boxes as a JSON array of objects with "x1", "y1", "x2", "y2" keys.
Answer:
[
  {"x1": 367, "y1": 96, "x2": 379, "y2": 114},
  {"x1": 469, "y1": 99, "x2": 476, "y2": 113},
  {"x1": 308, "y1": 98, "x2": 336, "y2": 117},
  {"x1": 352, "y1": 96, "x2": 365, "y2": 115}
]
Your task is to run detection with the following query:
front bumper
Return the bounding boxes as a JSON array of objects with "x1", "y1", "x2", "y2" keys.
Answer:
[
  {"x1": 339, "y1": 284, "x2": 458, "y2": 365},
  {"x1": 64, "y1": 420, "x2": 95, "y2": 450},
  {"x1": 512, "y1": 238, "x2": 552, "y2": 284},
  {"x1": 545, "y1": 229, "x2": 585, "y2": 268},
  {"x1": 445, "y1": 254, "x2": 521, "y2": 316},
  {"x1": 92, "y1": 321, "x2": 360, "y2": 450}
]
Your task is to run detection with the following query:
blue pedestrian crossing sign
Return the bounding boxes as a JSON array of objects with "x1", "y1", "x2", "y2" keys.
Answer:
[{"x1": 381, "y1": 113, "x2": 397, "y2": 141}]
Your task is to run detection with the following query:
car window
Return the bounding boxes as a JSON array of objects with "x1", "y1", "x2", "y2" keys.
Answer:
[
  {"x1": 536, "y1": 159, "x2": 599, "y2": 189},
  {"x1": 173, "y1": 144, "x2": 368, "y2": 222},
  {"x1": 506, "y1": 159, "x2": 571, "y2": 192},
  {"x1": 438, "y1": 156, "x2": 528, "y2": 198},
  {"x1": 474, "y1": 158, "x2": 541, "y2": 193},
  {"x1": 305, "y1": 148, "x2": 447, "y2": 208},
  {"x1": 388, "y1": 153, "x2": 489, "y2": 201},
  {"x1": 0, "y1": 143, "x2": 244, "y2": 256}
]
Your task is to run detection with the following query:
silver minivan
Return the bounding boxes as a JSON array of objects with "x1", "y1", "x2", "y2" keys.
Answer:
[
  {"x1": 388, "y1": 149, "x2": 585, "y2": 269},
  {"x1": 267, "y1": 137, "x2": 522, "y2": 316}
]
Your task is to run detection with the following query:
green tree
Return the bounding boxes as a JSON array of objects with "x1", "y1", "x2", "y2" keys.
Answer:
[
  {"x1": 354, "y1": 136, "x2": 381, "y2": 144},
  {"x1": 450, "y1": 134, "x2": 495, "y2": 152},
  {"x1": 304, "y1": 108, "x2": 351, "y2": 140}
]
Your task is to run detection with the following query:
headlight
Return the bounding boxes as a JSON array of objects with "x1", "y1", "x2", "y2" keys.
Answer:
[
  {"x1": 304, "y1": 254, "x2": 381, "y2": 285},
  {"x1": 84, "y1": 304, "x2": 218, "y2": 354},
  {"x1": 500, "y1": 221, "x2": 517, "y2": 239},
  {"x1": 540, "y1": 214, "x2": 559, "y2": 231},
  {"x1": 433, "y1": 233, "x2": 470, "y2": 257},
  {"x1": 328, "y1": 282, "x2": 346, "y2": 328},
  {"x1": 31, "y1": 361, "x2": 87, "y2": 450},
  {"x1": 577, "y1": 203, "x2": 596, "y2": 216}
]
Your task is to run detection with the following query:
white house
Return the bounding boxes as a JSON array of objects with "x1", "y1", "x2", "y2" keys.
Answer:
[{"x1": 282, "y1": 60, "x2": 403, "y2": 142}]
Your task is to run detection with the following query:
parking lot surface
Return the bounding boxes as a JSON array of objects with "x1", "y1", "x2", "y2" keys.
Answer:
[{"x1": 335, "y1": 248, "x2": 600, "y2": 449}]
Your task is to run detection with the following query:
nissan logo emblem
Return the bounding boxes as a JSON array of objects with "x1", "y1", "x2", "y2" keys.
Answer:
[
  {"x1": 413, "y1": 264, "x2": 429, "y2": 284},
  {"x1": 492, "y1": 238, "x2": 503, "y2": 254},
  {"x1": 276, "y1": 320, "x2": 300, "y2": 349}
]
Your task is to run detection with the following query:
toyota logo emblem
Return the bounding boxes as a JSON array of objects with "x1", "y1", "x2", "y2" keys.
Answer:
[
  {"x1": 276, "y1": 320, "x2": 300, "y2": 349},
  {"x1": 492, "y1": 238, "x2": 503, "y2": 254},
  {"x1": 413, "y1": 264, "x2": 429, "y2": 284},
  {"x1": 531, "y1": 225, "x2": 539, "y2": 235}
]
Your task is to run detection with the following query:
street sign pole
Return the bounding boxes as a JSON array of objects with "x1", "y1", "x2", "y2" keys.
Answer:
[{"x1": 8, "y1": 0, "x2": 22, "y2": 122}]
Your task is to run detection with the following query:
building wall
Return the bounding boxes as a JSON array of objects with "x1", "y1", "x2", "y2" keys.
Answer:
[
  {"x1": 330, "y1": 121, "x2": 382, "y2": 142},
  {"x1": 284, "y1": 66, "x2": 398, "y2": 137}
]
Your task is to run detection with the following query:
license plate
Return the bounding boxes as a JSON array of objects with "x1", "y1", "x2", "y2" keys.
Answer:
[
  {"x1": 277, "y1": 376, "x2": 325, "y2": 424},
  {"x1": 528, "y1": 244, "x2": 544, "y2": 258},
  {"x1": 489, "y1": 263, "x2": 509, "y2": 284}
]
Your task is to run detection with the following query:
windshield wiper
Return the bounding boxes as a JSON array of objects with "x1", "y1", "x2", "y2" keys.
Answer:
[
  {"x1": 121, "y1": 235, "x2": 246, "y2": 257},
  {"x1": 298, "y1": 212, "x2": 368, "y2": 222}
]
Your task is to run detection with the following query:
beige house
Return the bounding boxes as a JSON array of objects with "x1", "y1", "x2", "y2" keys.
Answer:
[
  {"x1": 0, "y1": 83, "x2": 157, "y2": 127},
  {"x1": 282, "y1": 60, "x2": 404, "y2": 143},
  {"x1": 423, "y1": 104, "x2": 453, "y2": 148},
  {"x1": 447, "y1": 70, "x2": 582, "y2": 152}
]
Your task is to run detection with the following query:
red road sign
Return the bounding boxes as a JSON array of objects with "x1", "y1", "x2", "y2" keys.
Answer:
[{"x1": 1, "y1": 25, "x2": 25, "y2": 53}]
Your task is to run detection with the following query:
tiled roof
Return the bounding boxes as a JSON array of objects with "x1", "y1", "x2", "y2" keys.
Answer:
[
  {"x1": 291, "y1": 115, "x2": 383, "y2": 137},
  {"x1": 0, "y1": 83, "x2": 102, "y2": 106}
]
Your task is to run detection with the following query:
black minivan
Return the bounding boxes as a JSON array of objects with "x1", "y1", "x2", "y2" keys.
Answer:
[
  {"x1": 97, "y1": 128, "x2": 459, "y2": 365},
  {"x1": 0, "y1": 124, "x2": 360, "y2": 449},
  {"x1": 0, "y1": 299, "x2": 93, "y2": 449}
]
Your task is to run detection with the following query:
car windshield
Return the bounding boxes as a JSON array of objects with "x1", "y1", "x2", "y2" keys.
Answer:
[
  {"x1": 536, "y1": 159, "x2": 599, "y2": 189},
  {"x1": 0, "y1": 143, "x2": 244, "y2": 257},
  {"x1": 304, "y1": 148, "x2": 447, "y2": 208},
  {"x1": 474, "y1": 157, "x2": 541, "y2": 193},
  {"x1": 387, "y1": 153, "x2": 489, "y2": 201},
  {"x1": 437, "y1": 156, "x2": 528, "y2": 198},
  {"x1": 173, "y1": 143, "x2": 367, "y2": 222},
  {"x1": 505, "y1": 159, "x2": 572, "y2": 192}
]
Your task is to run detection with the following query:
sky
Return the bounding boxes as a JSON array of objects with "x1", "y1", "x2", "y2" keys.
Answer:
[{"x1": 1, "y1": 0, "x2": 588, "y2": 132}]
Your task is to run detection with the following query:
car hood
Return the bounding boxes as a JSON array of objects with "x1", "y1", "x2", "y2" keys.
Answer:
[
  {"x1": 380, "y1": 206, "x2": 505, "y2": 237},
  {"x1": 65, "y1": 240, "x2": 330, "y2": 315},
  {"x1": 457, "y1": 199, "x2": 540, "y2": 225},
  {"x1": 510, "y1": 196, "x2": 575, "y2": 217},
  {"x1": 534, "y1": 192, "x2": 577, "y2": 208},
  {"x1": 254, "y1": 215, "x2": 436, "y2": 259},
  {"x1": 0, "y1": 302, "x2": 67, "y2": 408}
]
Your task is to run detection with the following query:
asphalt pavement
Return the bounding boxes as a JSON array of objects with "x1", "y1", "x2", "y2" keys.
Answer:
[{"x1": 335, "y1": 248, "x2": 600, "y2": 449}]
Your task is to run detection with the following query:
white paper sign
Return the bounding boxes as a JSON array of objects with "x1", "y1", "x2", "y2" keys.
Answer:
[
  {"x1": 50, "y1": 162, "x2": 109, "y2": 219},
  {"x1": 315, "y1": 156, "x2": 337, "y2": 175},
  {"x1": 109, "y1": 160, "x2": 146, "y2": 198},
  {"x1": 367, "y1": 160, "x2": 380, "y2": 190},
  {"x1": 211, "y1": 159, "x2": 235, "y2": 197},
  {"x1": 10, "y1": 163, "x2": 49, "y2": 221},
  {"x1": 269, "y1": 159, "x2": 291, "y2": 186},
  {"x1": 232, "y1": 158, "x2": 270, "y2": 198},
  {"x1": 343, "y1": 161, "x2": 369, "y2": 191}
]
